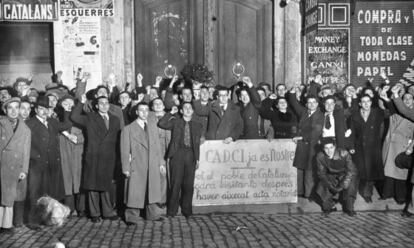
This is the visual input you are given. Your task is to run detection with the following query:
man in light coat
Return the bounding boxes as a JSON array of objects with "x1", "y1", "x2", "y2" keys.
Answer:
[
  {"x1": 0, "y1": 97, "x2": 31, "y2": 233},
  {"x1": 121, "y1": 102, "x2": 164, "y2": 225}
]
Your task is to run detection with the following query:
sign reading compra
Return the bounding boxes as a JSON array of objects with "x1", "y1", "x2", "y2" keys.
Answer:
[
  {"x1": 352, "y1": 1, "x2": 414, "y2": 85},
  {"x1": 193, "y1": 140, "x2": 297, "y2": 206}
]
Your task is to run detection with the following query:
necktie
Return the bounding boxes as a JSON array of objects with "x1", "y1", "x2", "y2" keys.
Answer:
[
  {"x1": 103, "y1": 115, "x2": 109, "y2": 130},
  {"x1": 184, "y1": 121, "x2": 191, "y2": 147},
  {"x1": 43, "y1": 119, "x2": 48, "y2": 128},
  {"x1": 259, "y1": 116, "x2": 265, "y2": 137},
  {"x1": 9, "y1": 119, "x2": 18, "y2": 132},
  {"x1": 144, "y1": 122, "x2": 148, "y2": 132},
  {"x1": 325, "y1": 114, "x2": 331, "y2": 129},
  {"x1": 221, "y1": 105, "x2": 225, "y2": 116}
]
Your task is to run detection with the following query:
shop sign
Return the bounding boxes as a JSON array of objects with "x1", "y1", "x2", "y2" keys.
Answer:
[
  {"x1": 352, "y1": 1, "x2": 414, "y2": 86},
  {"x1": 305, "y1": 28, "x2": 350, "y2": 90},
  {"x1": 0, "y1": 0, "x2": 59, "y2": 21},
  {"x1": 59, "y1": 0, "x2": 114, "y2": 17}
]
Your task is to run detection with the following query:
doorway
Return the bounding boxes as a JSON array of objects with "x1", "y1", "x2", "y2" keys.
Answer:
[{"x1": 134, "y1": 0, "x2": 274, "y2": 87}]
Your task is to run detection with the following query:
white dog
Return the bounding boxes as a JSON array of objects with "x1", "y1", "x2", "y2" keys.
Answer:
[{"x1": 36, "y1": 196, "x2": 70, "y2": 227}]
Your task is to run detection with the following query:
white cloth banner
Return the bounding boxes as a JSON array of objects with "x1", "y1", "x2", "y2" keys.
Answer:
[{"x1": 193, "y1": 139, "x2": 297, "y2": 206}]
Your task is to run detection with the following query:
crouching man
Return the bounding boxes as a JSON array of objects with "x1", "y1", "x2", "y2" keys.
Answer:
[{"x1": 316, "y1": 137, "x2": 357, "y2": 216}]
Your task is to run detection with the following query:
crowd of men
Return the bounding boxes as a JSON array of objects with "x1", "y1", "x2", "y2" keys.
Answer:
[{"x1": 0, "y1": 71, "x2": 414, "y2": 233}]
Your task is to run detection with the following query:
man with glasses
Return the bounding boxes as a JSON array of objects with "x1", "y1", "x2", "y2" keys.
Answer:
[{"x1": 205, "y1": 86, "x2": 243, "y2": 143}]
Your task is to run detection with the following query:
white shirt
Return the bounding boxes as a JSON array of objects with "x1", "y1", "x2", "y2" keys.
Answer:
[
  {"x1": 136, "y1": 118, "x2": 146, "y2": 130},
  {"x1": 322, "y1": 113, "x2": 335, "y2": 137},
  {"x1": 36, "y1": 115, "x2": 48, "y2": 127},
  {"x1": 99, "y1": 113, "x2": 109, "y2": 121},
  {"x1": 308, "y1": 110, "x2": 316, "y2": 117}
]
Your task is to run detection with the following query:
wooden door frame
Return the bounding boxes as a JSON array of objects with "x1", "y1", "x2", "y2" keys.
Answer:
[
  {"x1": 133, "y1": 0, "x2": 275, "y2": 87},
  {"x1": 204, "y1": 0, "x2": 274, "y2": 86},
  {"x1": 134, "y1": 0, "x2": 205, "y2": 85}
]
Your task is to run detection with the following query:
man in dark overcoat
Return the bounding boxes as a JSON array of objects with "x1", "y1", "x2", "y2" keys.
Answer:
[
  {"x1": 288, "y1": 90, "x2": 324, "y2": 199},
  {"x1": 26, "y1": 95, "x2": 71, "y2": 228},
  {"x1": 71, "y1": 95, "x2": 120, "y2": 222},
  {"x1": 351, "y1": 94, "x2": 385, "y2": 203},
  {"x1": 205, "y1": 86, "x2": 243, "y2": 143}
]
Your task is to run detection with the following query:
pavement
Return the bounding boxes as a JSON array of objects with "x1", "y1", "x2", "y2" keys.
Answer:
[
  {"x1": 1, "y1": 210, "x2": 413, "y2": 248},
  {"x1": 1, "y1": 188, "x2": 413, "y2": 248}
]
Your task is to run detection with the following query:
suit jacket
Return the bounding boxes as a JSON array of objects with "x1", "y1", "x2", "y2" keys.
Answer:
[
  {"x1": 121, "y1": 114, "x2": 163, "y2": 208},
  {"x1": 158, "y1": 113, "x2": 202, "y2": 161},
  {"x1": 192, "y1": 99, "x2": 210, "y2": 136},
  {"x1": 71, "y1": 102, "x2": 121, "y2": 191},
  {"x1": 0, "y1": 117, "x2": 31, "y2": 206},
  {"x1": 289, "y1": 93, "x2": 324, "y2": 170},
  {"x1": 205, "y1": 100, "x2": 243, "y2": 141},
  {"x1": 323, "y1": 106, "x2": 346, "y2": 149},
  {"x1": 75, "y1": 79, "x2": 125, "y2": 128}
]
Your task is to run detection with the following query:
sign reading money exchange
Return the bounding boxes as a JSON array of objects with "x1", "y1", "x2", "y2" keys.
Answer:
[
  {"x1": 193, "y1": 140, "x2": 297, "y2": 206},
  {"x1": 0, "y1": 0, "x2": 59, "y2": 21},
  {"x1": 305, "y1": 28, "x2": 349, "y2": 90},
  {"x1": 352, "y1": 1, "x2": 414, "y2": 85}
]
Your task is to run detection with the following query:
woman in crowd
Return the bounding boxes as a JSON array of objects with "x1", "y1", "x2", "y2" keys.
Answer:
[
  {"x1": 58, "y1": 95, "x2": 86, "y2": 217},
  {"x1": 236, "y1": 77, "x2": 262, "y2": 139},
  {"x1": 260, "y1": 96, "x2": 297, "y2": 139}
]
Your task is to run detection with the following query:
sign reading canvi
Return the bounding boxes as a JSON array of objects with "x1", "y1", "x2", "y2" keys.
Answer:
[{"x1": 193, "y1": 140, "x2": 297, "y2": 206}]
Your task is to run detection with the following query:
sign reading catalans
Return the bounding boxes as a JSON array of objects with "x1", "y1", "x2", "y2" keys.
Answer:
[
  {"x1": 1, "y1": 0, "x2": 59, "y2": 21},
  {"x1": 193, "y1": 140, "x2": 297, "y2": 206}
]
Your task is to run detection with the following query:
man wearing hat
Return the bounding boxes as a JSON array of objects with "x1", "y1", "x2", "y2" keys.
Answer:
[
  {"x1": 316, "y1": 137, "x2": 357, "y2": 216},
  {"x1": 25, "y1": 95, "x2": 72, "y2": 229},
  {"x1": 0, "y1": 97, "x2": 31, "y2": 233}
]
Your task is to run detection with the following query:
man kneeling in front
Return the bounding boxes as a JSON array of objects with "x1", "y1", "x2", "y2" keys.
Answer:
[{"x1": 316, "y1": 137, "x2": 357, "y2": 216}]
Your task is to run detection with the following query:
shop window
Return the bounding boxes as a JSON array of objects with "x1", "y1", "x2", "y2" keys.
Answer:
[{"x1": 0, "y1": 23, "x2": 53, "y2": 65}]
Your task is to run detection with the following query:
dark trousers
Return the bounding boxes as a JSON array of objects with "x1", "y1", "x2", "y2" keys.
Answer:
[
  {"x1": 65, "y1": 193, "x2": 86, "y2": 213},
  {"x1": 320, "y1": 177, "x2": 358, "y2": 212},
  {"x1": 297, "y1": 169, "x2": 315, "y2": 198},
  {"x1": 382, "y1": 177, "x2": 408, "y2": 203},
  {"x1": 88, "y1": 191, "x2": 116, "y2": 218},
  {"x1": 168, "y1": 148, "x2": 196, "y2": 217},
  {"x1": 13, "y1": 201, "x2": 25, "y2": 227}
]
